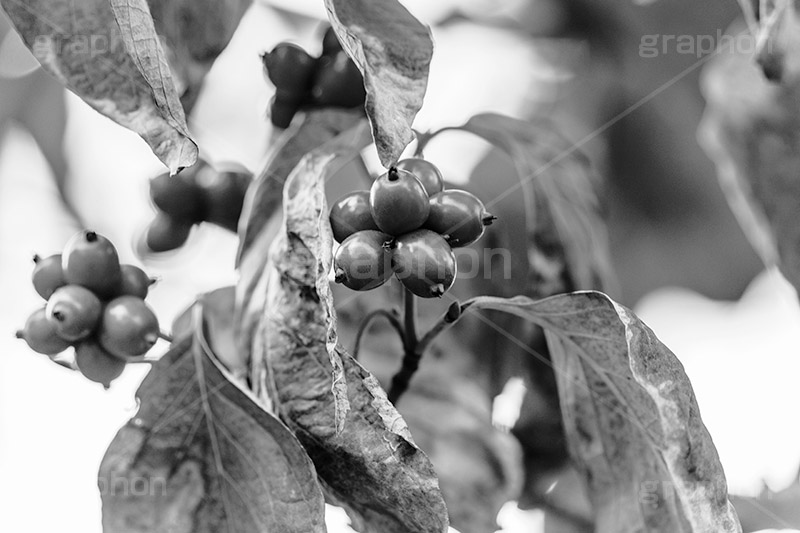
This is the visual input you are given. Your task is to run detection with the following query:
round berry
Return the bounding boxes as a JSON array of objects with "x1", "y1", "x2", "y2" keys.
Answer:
[
  {"x1": 262, "y1": 43, "x2": 316, "y2": 99},
  {"x1": 98, "y1": 296, "x2": 159, "y2": 359},
  {"x1": 150, "y1": 171, "x2": 206, "y2": 222},
  {"x1": 16, "y1": 308, "x2": 72, "y2": 355},
  {"x1": 391, "y1": 230, "x2": 457, "y2": 298},
  {"x1": 329, "y1": 191, "x2": 379, "y2": 243},
  {"x1": 310, "y1": 51, "x2": 366, "y2": 108},
  {"x1": 321, "y1": 26, "x2": 342, "y2": 56},
  {"x1": 369, "y1": 168, "x2": 430, "y2": 236},
  {"x1": 32, "y1": 253, "x2": 65, "y2": 300},
  {"x1": 425, "y1": 190, "x2": 496, "y2": 247},
  {"x1": 45, "y1": 285, "x2": 103, "y2": 342},
  {"x1": 195, "y1": 166, "x2": 251, "y2": 232},
  {"x1": 74, "y1": 340, "x2": 126, "y2": 387},
  {"x1": 62, "y1": 230, "x2": 122, "y2": 299},
  {"x1": 118, "y1": 265, "x2": 154, "y2": 299},
  {"x1": 333, "y1": 230, "x2": 393, "y2": 291},
  {"x1": 143, "y1": 213, "x2": 193, "y2": 253},
  {"x1": 395, "y1": 158, "x2": 444, "y2": 197}
]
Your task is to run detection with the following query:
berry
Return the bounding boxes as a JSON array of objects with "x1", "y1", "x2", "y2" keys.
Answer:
[
  {"x1": 16, "y1": 308, "x2": 72, "y2": 355},
  {"x1": 270, "y1": 95, "x2": 302, "y2": 129},
  {"x1": 369, "y1": 168, "x2": 430, "y2": 236},
  {"x1": 98, "y1": 296, "x2": 159, "y2": 359},
  {"x1": 262, "y1": 43, "x2": 316, "y2": 100},
  {"x1": 333, "y1": 230, "x2": 393, "y2": 291},
  {"x1": 395, "y1": 158, "x2": 444, "y2": 197},
  {"x1": 195, "y1": 166, "x2": 251, "y2": 232},
  {"x1": 62, "y1": 230, "x2": 122, "y2": 298},
  {"x1": 150, "y1": 171, "x2": 206, "y2": 222},
  {"x1": 310, "y1": 51, "x2": 366, "y2": 108},
  {"x1": 32, "y1": 254, "x2": 65, "y2": 299},
  {"x1": 391, "y1": 230, "x2": 457, "y2": 298},
  {"x1": 74, "y1": 340, "x2": 126, "y2": 387},
  {"x1": 321, "y1": 26, "x2": 342, "y2": 56},
  {"x1": 118, "y1": 265, "x2": 154, "y2": 299},
  {"x1": 329, "y1": 191, "x2": 379, "y2": 243},
  {"x1": 143, "y1": 213, "x2": 193, "y2": 253},
  {"x1": 424, "y1": 190, "x2": 496, "y2": 247},
  {"x1": 45, "y1": 285, "x2": 102, "y2": 342}
]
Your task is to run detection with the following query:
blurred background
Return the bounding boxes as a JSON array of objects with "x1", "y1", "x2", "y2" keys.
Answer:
[{"x1": 1, "y1": 0, "x2": 799, "y2": 531}]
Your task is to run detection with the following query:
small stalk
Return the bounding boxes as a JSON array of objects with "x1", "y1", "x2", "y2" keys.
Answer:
[{"x1": 387, "y1": 288, "x2": 421, "y2": 404}]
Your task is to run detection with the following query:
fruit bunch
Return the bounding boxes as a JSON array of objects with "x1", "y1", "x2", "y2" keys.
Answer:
[
  {"x1": 17, "y1": 231, "x2": 160, "y2": 387},
  {"x1": 142, "y1": 160, "x2": 251, "y2": 253},
  {"x1": 262, "y1": 27, "x2": 366, "y2": 129},
  {"x1": 331, "y1": 158, "x2": 496, "y2": 298}
]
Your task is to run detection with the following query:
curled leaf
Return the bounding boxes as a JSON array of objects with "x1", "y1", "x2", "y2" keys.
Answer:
[
  {"x1": 454, "y1": 292, "x2": 742, "y2": 533},
  {"x1": 699, "y1": 30, "x2": 800, "y2": 298},
  {"x1": 236, "y1": 115, "x2": 371, "y2": 396},
  {"x1": 1, "y1": 0, "x2": 198, "y2": 172},
  {"x1": 252, "y1": 146, "x2": 449, "y2": 533},
  {"x1": 100, "y1": 302, "x2": 326, "y2": 533},
  {"x1": 324, "y1": 0, "x2": 433, "y2": 167}
]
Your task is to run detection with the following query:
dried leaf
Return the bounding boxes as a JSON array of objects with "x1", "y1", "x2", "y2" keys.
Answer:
[
  {"x1": 236, "y1": 115, "x2": 371, "y2": 398},
  {"x1": 100, "y1": 302, "x2": 326, "y2": 533},
  {"x1": 145, "y1": 0, "x2": 250, "y2": 112},
  {"x1": 457, "y1": 113, "x2": 616, "y2": 299},
  {"x1": 324, "y1": 0, "x2": 433, "y2": 168},
  {"x1": 458, "y1": 292, "x2": 742, "y2": 533},
  {"x1": 699, "y1": 30, "x2": 800, "y2": 298},
  {"x1": 253, "y1": 150, "x2": 449, "y2": 533},
  {"x1": 1, "y1": 0, "x2": 198, "y2": 173}
]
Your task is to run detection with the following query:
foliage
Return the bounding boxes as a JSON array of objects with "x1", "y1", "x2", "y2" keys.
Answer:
[{"x1": 12, "y1": 0, "x2": 800, "y2": 531}]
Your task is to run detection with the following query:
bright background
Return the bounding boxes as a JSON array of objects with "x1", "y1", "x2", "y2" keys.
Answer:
[{"x1": 1, "y1": 1, "x2": 799, "y2": 532}]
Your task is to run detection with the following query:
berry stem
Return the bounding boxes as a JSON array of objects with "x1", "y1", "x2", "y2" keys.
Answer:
[
  {"x1": 158, "y1": 331, "x2": 173, "y2": 343},
  {"x1": 387, "y1": 288, "x2": 421, "y2": 404},
  {"x1": 352, "y1": 309, "x2": 403, "y2": 360}
]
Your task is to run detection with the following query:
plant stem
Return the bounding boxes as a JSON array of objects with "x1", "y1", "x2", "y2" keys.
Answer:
[
  {"x1": 352, "y1": 308, "x2": 403, "y2": 360},
  {"x1": 158, "y1": 331, "x2": 173, "y2": 343},
  {"x1": 387, "y1": 289, "x2": 421, "y2": 404}
]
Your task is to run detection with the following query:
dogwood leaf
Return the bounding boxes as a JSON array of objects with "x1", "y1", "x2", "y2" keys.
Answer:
[
  {"x1": 1, "y1": 0, "x2": 197, "y2": 172},
  {"x1": 100, "y1": 301, "x2": 326, "y2": 533},
  {"x1": 324, "y1": 0, "x2": 433, "y2": 168},
  {"x1": 442, "y1": 292, "x2": 742, "y2": 533}
]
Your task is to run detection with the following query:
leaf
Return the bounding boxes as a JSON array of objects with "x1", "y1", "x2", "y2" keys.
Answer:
[
  {"x1": 145, "y1": 0, "x2": 250, "y2": 112},
  {"x1": 237, "y1": 109, "x2": 367, "y2": 263},
  {"x1": 324, "y1": 0, "x2": 433, "y2": 168},
  {"x1": 172, "y1": 286, "x2": 248, "y2": 379},
  {"x1": 456, "y1": 113, "x2": 616, "y2": 299},
  {"x1": 100, "y1": 301, "x2": 326, "y2": 533},
  {"x1": 699, "y1": 28, "x2": 800, "y2": 298},
  {"x1": 236, "y1": 114, "x2": 371, "y2": 393},
  {"x1": 398, "y1": 372, "x2": 523, "y2": 533},
  {"x1": 251, "y1": 147, "x2": 449, "y2": 533},
  {"x1": 455, "y1": 292, "x2": 742, "y2": 533},
  {"x1": 1, "y1": 0, "x2": 197, "y2": 173}
]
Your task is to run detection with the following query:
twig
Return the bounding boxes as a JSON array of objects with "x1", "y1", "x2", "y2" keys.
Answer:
[
  {"x1": 387, "y1": 289, "x2": 421, "y2": 403},
  {"x1": 158, "y1": 331, "x2": 173, "y2": 343},
  {"x1": 352, "y1": 308, "x2": 403, "y2": 360}
]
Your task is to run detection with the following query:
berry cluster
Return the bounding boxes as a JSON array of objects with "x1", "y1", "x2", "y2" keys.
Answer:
[
  {"x1": 17, "y1": 231, "x2": 160, "y2": 387},
  {"x1": 143, "y1": 160, "x2": 251, "y2": 253},
  {"x1": 263, "y1": 27, "x2": 366, "y2": 128},
  {"x1": 331, "y1": 159, "x2": 496, "y2": 298}
]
